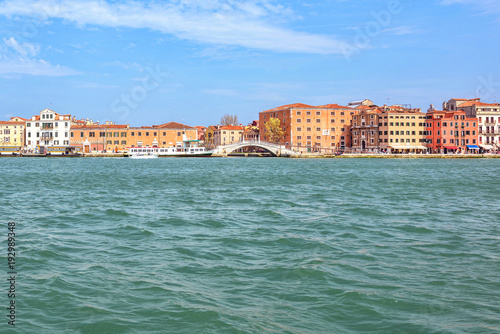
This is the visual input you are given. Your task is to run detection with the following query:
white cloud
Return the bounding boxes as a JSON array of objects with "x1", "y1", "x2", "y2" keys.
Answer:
[
  {"x1": 0, "y1": 37, "x2": 79, "y2": 76},
  {"x1": 0, "y1": 0, "x2": 354, "y2": 55},
  {"x1": 0, "y1": 57, "x2": 79, "y2": 76},
  {"x1": 3, "y1": 37, "x2": 40, "y2": 57},
  {"x1": 381, "y1": 26, "x2": 425, "y2": 36}
]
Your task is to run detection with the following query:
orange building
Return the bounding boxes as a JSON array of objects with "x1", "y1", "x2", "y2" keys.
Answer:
[
  {"x1": 259, "y1": 103, "x2": 358, "y2": 151},
  {"x1": 128, "y1": 122, "x2": 198, "y2": 148},
  {"x1": 70, "y1": 123, "x2": 129, "y2": 152}
]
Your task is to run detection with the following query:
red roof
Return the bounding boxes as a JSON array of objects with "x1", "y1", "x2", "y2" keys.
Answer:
[
  {"x1": 219, "y1": 125, "x2": 244, "y2": 130},
  {"x1": 262, "y1": 103, "x2": 352, "y2": 113},
  {"x1": 154, "y1": 121, "x2": 196, "y2": 130}
]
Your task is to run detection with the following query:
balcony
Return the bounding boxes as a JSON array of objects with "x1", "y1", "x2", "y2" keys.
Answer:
[
  {"x1": 40, "y1": 135, "x2": 54, "y2": 141},
  {"x1": 484, "y1": 121, "x2": 496, "y2": 126}
]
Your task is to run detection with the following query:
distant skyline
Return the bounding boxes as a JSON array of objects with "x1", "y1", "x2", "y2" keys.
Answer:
[{"x1": 0, "y1": 0, "x2": 499, "y2": 126}]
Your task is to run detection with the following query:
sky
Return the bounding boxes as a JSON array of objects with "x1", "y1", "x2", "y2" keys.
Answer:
[{"x1": 0, "y1": 0, "x2": 499, "y2": 126}]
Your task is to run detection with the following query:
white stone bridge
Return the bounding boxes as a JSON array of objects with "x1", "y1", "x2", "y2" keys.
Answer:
[{"x1": 211, "y1": 140, "x2": 297, "y2": 157}]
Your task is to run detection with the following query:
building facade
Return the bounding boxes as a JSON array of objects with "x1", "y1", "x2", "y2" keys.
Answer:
[
  {"x1": 127, "y1": 122, "x2": 198, "y2": 148},
  {"x1": 70, "y1": 123, "x2": 129, "y2": 152},
  {"x1": 425, "y1": 110, "x2": 478, "y2": 153},
  {"x1": 444, "y1": 98, "x2": 500, "y2": 151},
  {"x1": 351, "y1": 109, "x2": 381, "y2": 152},
  {"x1": 377, "y1": 106, "x2": 427, "y2": 153},
  {"x1": 214, "y1": 125, "x2": 244, "y2": 146},
  {"x1": 26, "y1": 109, "x2": 72, "y2": 148},
  {"x1": 0, "y1": 117, "x2": 26, "y2": 147},
  {"x1": 259, "y1": 103, "x2": 357, "y2": 151}
]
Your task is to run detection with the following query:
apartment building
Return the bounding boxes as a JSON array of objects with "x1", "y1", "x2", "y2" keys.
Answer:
[
  {"x1": 70, "y1": 122, "x2": 129, "y2": 152},
  {"x1": 425, "y1": 110, "x2": 478, "y2": 153},
  {"x1": 377, "y1": 106, "x2": 427, "y2": 153},
  {"x1": 213, "y1": 125, "x2": 244, "y2": 146},
  {"x1": 259, "y1": 103, "x2": 358, "y2": 151},
  {"x1": 444, "y1": 98, "x2": 500, "y2": 151},
  {"x1": 26, "y1": 109, "x2": 72, "y2": 148},
  {"x1": 0, "y1": 117, "x2": 26, "y2": 147}
]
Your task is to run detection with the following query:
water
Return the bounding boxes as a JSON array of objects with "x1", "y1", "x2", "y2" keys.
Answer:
[{"x1": 1, "y1": 157, "x2": 500, "y2": 333}]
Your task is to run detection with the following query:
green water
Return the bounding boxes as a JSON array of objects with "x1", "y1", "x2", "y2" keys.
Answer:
[{"x1": 1, "y1": 158, "x2": 499, "y2": 333}]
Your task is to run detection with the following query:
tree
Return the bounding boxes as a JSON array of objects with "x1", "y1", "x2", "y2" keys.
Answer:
[
  {"x1": 265, "y1": 117, "x2": 284, "y2": 143},
  {"x1": 220, "y1": 114, "x2": 239, "y2": 126}
]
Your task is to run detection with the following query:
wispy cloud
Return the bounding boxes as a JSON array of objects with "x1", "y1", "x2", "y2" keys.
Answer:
[
  {"x1": 441, "y1": 0, "x2": 500, "y2": 16},
  {"x1": 381, "y1": 26, "x2": 424, "y2": 36},
  {"x1": 0, "y1": 37, "x2": 79, "y2": 76},
  {"x1": 0, "y1": 0, "x2": 354, "y2": 55}
]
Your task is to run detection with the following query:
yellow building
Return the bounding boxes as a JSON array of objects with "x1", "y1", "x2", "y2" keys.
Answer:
[
  {"x1": 0, "y1": 117, "x2": 27, "y2": 146},
  {"x1": 378, "y1": 106, "x2": 427, "y2": 153}
]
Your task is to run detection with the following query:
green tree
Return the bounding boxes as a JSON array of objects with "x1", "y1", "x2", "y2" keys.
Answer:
[{"x1": 265, "y1": 117, "x2": 284, "y2": 143}]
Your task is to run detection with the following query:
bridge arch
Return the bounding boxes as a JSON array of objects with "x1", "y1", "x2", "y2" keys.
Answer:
[{"x1": 212, "y1": 140, "x2": 296, "y2": 157}]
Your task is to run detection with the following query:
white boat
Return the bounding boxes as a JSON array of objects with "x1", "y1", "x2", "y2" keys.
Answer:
[
  {"x1": 128, "y1": 146, "x2": 212, "y2": 157},
  {"x1": 129, "y1": 152, "x2": 158, "y2": 159},
  {"x1": 127, "y1": 136, "x2": 212, "y2": 157}
]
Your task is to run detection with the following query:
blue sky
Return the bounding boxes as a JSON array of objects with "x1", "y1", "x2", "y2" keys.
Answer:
[{"x1": 0, "y1": 0, "x2": 499, "y2": 126}]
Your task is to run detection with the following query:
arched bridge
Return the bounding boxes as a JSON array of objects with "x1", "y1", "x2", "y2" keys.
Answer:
[{"x1": 212, "y1": 140, "x2": 297, "y2": 157}]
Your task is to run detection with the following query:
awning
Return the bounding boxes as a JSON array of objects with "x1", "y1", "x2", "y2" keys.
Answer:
[
  {"x1": 389, "y1": 145, "x2": 427, "y2": 150},
  {"x1": 466, "y1": 145, "x2": 480, "y2": 150},
  {"x1": 479, "y1": 144, "x2": 493, "y2": 150},
  {"x1": 444, "y1": 146, "x2": 458, "y2": 150}
]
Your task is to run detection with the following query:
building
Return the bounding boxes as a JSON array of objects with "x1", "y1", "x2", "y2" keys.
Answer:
[
  {"x1": 378, "y1": 106, "x2": 427, "y2": 153},
  {"x1": 259, "y1": 103, "x2": 358, "y2": 152},
  {"x1": 352, "y1": 105, "x2": 427, "y2": 153},
  {"x1": 128, "y1": 122, "x2": 198, "y2": 148},
  {"x1": 214, "y1": 125, "x2": 244, "y2": 146},
  {"x1": 425, "y1": 109, "x2": 478, "y2": 154},
  {"x1": 242, "y1": 121, "x2": 260, "y2": 141},
  {"x1": 351, "y1": 108, "x2": 382, "y2": 152},
  {"x1": 204, "y1": 126, "x2": 217, "y2": 148},
  {"x1": 194, "y1": 126, "x2": 206, "y2": 142},
  {"x1": 70, "y1": 122, "x2": 129, "y2": 153},
  {"x1": 443, "y1": 98, "x2": 500, "y2": 151},
  {"x1": 0, "y1": 117, "x2": 27, "y2": 147},
  {"x1": 26, "y1": 109, "x2": 72, "y2": 149}
]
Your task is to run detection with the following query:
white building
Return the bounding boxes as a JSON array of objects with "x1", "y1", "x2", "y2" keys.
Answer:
[{"x1": 26, "y1": 109, "x2": 72, "y2": 149}]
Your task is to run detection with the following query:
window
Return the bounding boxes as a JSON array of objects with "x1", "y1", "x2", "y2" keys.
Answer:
[
  {"x1": 131, "y1": 132, "x2": 135, "y2": 136},
  {"x1": 316, "y1": 127, "x2": 321, "y2": 132},
  {"x1": 297, "y1": 119, "x2": 302, "y2": 123},
  {"x1": 114, "y1": 140, "x2": 119, "y2": 145},
  {"x1": 307, "y1": 127, "x2": 311, "y2": 131},
  {"x1": 330, "y1": 119, "x2": 335, "y2": 123},
  {"x1": 145, "y1": 132, "x2": 149, "y2": 136},
  {"x1": 316, "y1": 119, "x2": 321, "y2": 123},
  {"x1": 163, "y1": 132, "x2": 166, "y2": 136},
  {"x1": 316, "y1": 136, "x2": 321, "y2": 140},
  {"x1": 89, "y1": 132, "x2": 95, "y2": 137},
  {"x1": 297, "y1": 136, "x2": 302, "y2": 140},
  {"x1": 138, "y1": 132, "x2": 142, "y2": 136},
  {"x1": 316, "y1": 111, "x2": 321, "y2": 116},
  {"x1": 297, "y1": 127, "x2": 302, "y2": 131},
  {"x1": 341, "y1": 119, "x2": 345, "y2": 124},
  {"x1": 297, "y1": 111, "x2": 302, "y2": 116},
  {"x1": 331, "y1": 112, "x2": 335, "y2": 116},
  {"x1": 100, "y1": 132, "x2": 106, "y2": 137},
  {"x1": 306, "y1": 119, "x2": 311, "y2": 123},
  {"x1": 340, "y1": 112, "x2": 345, "y2": 116},
  {"x1": 307, "y1": 136, "x2": 311, "y2": 140},
  {"x1": 177, "y1": 132, "x2": 181, "y2": 136},
  {"x1": 306, "y1": 111, "x2": 311, "y2": 116}
]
